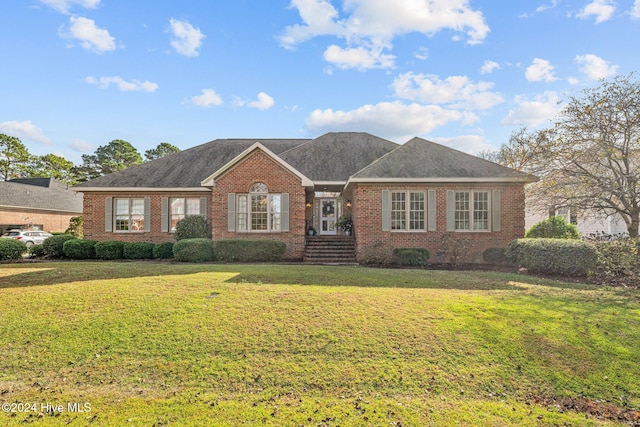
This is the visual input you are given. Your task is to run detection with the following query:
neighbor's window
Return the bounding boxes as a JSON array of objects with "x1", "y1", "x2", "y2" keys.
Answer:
[
  {"x1": 114, "y1": 198, "x2": 145, "y2": 232},
  {"x1": 170, "y1": 198, "x2": 201, "y2": 231},
  {"x1": 237, "y1": 183, "x2": 282, "y2": 232},
  {"x1": 455, "y1": 191, "x2": 489, "y2": 231},
  {"x1": 391, "y1": 191, "x2": 425, "y2": 231}
]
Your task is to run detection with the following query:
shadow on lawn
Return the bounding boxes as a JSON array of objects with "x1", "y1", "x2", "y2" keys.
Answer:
[{"x1": 0, "y1": 260, "x2": 599, "y2": 292}]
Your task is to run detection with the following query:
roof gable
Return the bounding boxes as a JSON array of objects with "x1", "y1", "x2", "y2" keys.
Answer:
[
  {"x1": 201, "y1": 142, "x2": 313, "y2": 187},
  {"x1": 350, "y1": 137, "x2": 537, "y2": 182}
]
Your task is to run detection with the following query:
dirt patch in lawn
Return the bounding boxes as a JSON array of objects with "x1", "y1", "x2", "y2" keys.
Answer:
[{"x1": 525, "y1": 394, "x2": 640, "y2": 426}]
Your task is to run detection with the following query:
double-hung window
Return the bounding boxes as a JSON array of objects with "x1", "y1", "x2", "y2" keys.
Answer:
[
  {"x1": 391, "y1": 191, "x2": 425, "y2": 231},
  {"x1": 454, "y1": 191, "x2": 489, "y2": 231},
  {"x1": 237, "y1": 183, "x2": 282, "y2": 232},
  {"x1": 114, "y1": 198, "x2": 145, "y2": 232},
  {"x1": 170, "y1": 198, "x2": 201, "y2": 232}
]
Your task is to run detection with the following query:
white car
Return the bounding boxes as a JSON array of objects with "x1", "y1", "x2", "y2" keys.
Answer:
[{"x1": 1, "y1": 230, "x2": 53, "y2": 246}]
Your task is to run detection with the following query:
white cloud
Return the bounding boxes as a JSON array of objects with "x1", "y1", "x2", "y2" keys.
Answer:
[
  {"x1": 392, "y1": 73, "x2": 504, "y2": 110},
  {"x1": 480, "y1": 60, "x2": 500, "y2": 75},
  {"x1": 323, "y1": 43, "x2": 395, "y2": 70},
  {"x1": 305, "y1": 101, "x2": 473, "y2": 141},
  {"x1": 630, "y1": 0, "x2": 640, "y2": 18},
  {"x1": 279, "y1": 0, "x2": 489, "y2": 70},
  {"x1": 85, "y1": 76, "x2": 158, "y2": 92},
  {"x1": 432, "y1": 135, "x2": 495, "y2": 155},
  {"x1": 575, "y1": 54, "x2": 618, "y2": 79},
  {"x1": 61, "y1": 16, "x2": 116, "y2": 53},
  {"x1": 69, "y1": 139, "x2": 95, "y2": 153},
  {"x1": 501, "y1": 91, "x2": 562, "y2": 127},
  {"x1": 245, "y1": 92, "x2": 276, "y2": 110},
  {"x1": 0, "y1": 121, "x2": 51, "y2": 145},
  {"x1": 414, "y1": 47, "x2": 429, "y2": 61},
  {"x1": 525, "y1": 58, "x2": 557, "y2": 82},
  {"x1": 38, "y1": 0, "x2": 100, "y2": 14},
  {"x1": 190, "y1": 89, "x2": 223, "y2": 107},
  {"x1": 169, "y1": 18, "x2": 205, "y2": 57},
  {"x1": 577, "y1": 0, "x2": 616, "y2": 23}
]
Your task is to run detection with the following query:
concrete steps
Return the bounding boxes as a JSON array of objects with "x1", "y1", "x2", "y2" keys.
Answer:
[{"x1": 304, "y1": 236, "x2": 356, "y2": 264}]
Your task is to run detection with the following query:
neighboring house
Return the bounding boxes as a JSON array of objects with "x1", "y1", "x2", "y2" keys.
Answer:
[
  {"x1": 525, "y1": 207, "x2": 628, "y2": 238},
  {"x1": 0, "y1": 178, "x2": 83, "y2": 234},
  {"x1": 73, "y1": 132, "x2": 536, "y2": 262}
]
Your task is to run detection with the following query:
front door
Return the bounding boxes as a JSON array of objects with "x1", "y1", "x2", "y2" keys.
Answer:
[{"x1": 320, "y1": 199, "x2": 337, "y2": 235}]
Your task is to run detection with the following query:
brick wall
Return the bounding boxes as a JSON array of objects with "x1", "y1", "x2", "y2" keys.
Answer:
[
  {"x1": 83, "y1": 191, "x2": 211, "y2": 243},
  {"x1": 351, "y1": 182, "x2": 526, "y2": 263},
  {"x1": 0, "y1": 208, "x2": 80, "y2": 233},
  {"x1": 211, "y1": 150, "x2": 307, "y2": 260}
]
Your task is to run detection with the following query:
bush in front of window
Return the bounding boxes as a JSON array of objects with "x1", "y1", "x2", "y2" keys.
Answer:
[
  {"x1": 42, "y1": 234, "x2": 77, "y2": 258},
  {"x1": 482, "y1": 247, "x2": 507, "y2": 265},
  {"x1": 525, "y1": 216, "x2": 581, "y2": 239},
  {"x1": 62, "y1": 239, "x2": 97, "y2": 259},
  {"x1": 122, "y1": 242, "x2": 155, "y2": 259},
  {"x1": 174, "y1": 215, "x2": 209, "y2": 241},
  {"x1": 153, "y1": 242, "x2": 175, "y2": 259},
  {"x1": 173, "y1": 238, "x2": 215, "y2": 262},
  {"x1": 213, "y1": 239, "x2": 286, "y2": 262},
  {"x1": 392, "y1": 248, "x2": 429, "y2": 267},
  {"x1": 0, "y1": 238, "x2": 27, "y2": 260},
  {"x1": 505, "y1": 238, "x2": 596, "y2": 276},
  {"x1": 95, "y1": 241, "x2": 124, "y2": 260}
]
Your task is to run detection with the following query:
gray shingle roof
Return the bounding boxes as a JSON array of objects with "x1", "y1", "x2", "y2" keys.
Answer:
[
  {"x1": 0, "y1": 180, "x2": 83, "y2": 213},
  {"x1": 280, "y1": 132, "x2": 399, "y2": 181},
  {"x1": 74, "y1": 138, "x2": 308, "y2": 188},
  {"x1": 351, "y1": 137, "x2": 536, "y2": 181}
]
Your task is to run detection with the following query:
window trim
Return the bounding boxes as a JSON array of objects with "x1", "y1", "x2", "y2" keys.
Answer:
[
  {"x1": 453, "y1": 190, "x2": 491, "y2": 232},
  {"x1": 113, "y1": 197, "x2": 147, "y2": 233},
  {"x1": 169, "y1": 197, "x2": 202, "y2": 233},
  {"x1": 236, "y1": 183, "x2": 283, "y2": 233},
  {"x1": 390, "y1": 190, "x2": 426, "y2": 232}
]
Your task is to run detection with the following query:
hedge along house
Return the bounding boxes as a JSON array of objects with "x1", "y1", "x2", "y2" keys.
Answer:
[{"x1": 73, "y1": 132, "x2": 536, "y2": 262}]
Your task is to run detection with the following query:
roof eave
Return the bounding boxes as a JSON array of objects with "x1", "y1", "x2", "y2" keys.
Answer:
[
  {"x1": 346, "y1": 176, "x2": 538, "y2": 185},
  {"x1": 70, "y1": 187, "x2": 211, "y2": 192}
]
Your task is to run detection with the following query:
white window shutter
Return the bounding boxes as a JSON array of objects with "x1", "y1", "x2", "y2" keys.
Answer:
[
  {"x1": 281, "y1": 193, "x2": 290, "y2": 232},
  {"x1": 446, "y1": 190, "x2": 455, "y2": 232},
  {"x1": 427, "y1": 190, "x2": 437, "y2": 231},
  {"x1": 144, "y1": 197, "x2": 151, "y2": 232},
  {"x1": 228, "y1": 193, "x2": 236, "y2": 232},
  {"x1": 161, "y1": 197, "x2": 169, "y2": 232},
  {"x1": 381, "y1": 190, "x2": 391, "y2": 231},
  {"x1": 492, "y1": 190, "x2": 501, "y2": 232},
  {"x1": 105, "y1": 196, "x2": 113, "y2": 232}
]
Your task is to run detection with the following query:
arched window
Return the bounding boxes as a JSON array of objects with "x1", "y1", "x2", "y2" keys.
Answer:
[{"x1": 236, "y1": 183, "x2": 282, "y2": 232}]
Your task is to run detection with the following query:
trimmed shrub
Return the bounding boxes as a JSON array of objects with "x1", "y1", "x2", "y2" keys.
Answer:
[
  {"x1": 28, "y1": 243, "x2": 46, "y2": 258},
  {"x1": 153, "y1": 242, "x2": 175, "y2": 259},
  {"x1": 174, "y1": 215, "x2": 209, "y2": 241},
  {"x1": 95, "y1": 240, "x2": 124, "y2": 260},
  {"x1": 525, "y1": 216, "x2": 581, "y2": 239},
  {"x1": 173, "y1": 238, "x2": 214, "y2": 262},
  {"x1": 393, "y1": 248, "x2": 429, "y2": 267},
  {"x1": 214, "y1": 239, "x2": 286, "y2": 262},
  {"x1": 0, "y1": 238, "x2": 27, "y2": 260},
  {"x1": 42, "y1": 234, "x2": 76, "y2": 257},
  {"x1": 62, "y1": 239, "x2": 97, "y2": 259},
  {"x1": 593, "y1": 238, "x2": 640, "y2": 277},
  {"x1": 483, "y1": 247, "x2": 506, "y2": 265},
  {"x1": 505, "y1": 238, "x2": 596, "y2": 276},
  {"x1": 359, "y1": 241, "x2": 393, "y2": 266},
  {"x1": 122, "y1": 242, "x2": 155, "y2": 259}
]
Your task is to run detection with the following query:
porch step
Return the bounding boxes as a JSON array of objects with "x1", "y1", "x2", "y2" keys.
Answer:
[{"x1": 304, "y1": 236, "x2": 357, "y2": 264}]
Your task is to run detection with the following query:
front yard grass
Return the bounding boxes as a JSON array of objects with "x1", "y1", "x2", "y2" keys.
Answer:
[{"x1": 0, "y1": 262, "x2": 638, "y2": 426}]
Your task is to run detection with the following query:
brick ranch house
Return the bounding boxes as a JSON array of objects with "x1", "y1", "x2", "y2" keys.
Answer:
[{"x1": 73, "y1": 132, "x2": 537, "y2": 262}]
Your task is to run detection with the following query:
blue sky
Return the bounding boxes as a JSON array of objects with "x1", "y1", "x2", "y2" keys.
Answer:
[{"x1": 1, "y1": 0, "x2": 639, "y2": 164}]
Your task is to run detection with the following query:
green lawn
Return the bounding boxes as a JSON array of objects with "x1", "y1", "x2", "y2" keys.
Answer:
[{"x1": 0, "y1": 262, "x2": 638, "y2": 426}]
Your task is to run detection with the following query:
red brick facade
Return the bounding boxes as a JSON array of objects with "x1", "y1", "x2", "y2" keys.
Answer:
[
  {"x1": 351, "y1": 182, "x2": 526, "y2": 262},
  {"x1": 0, "y1": 208, "x2": 79, "y2": 233},
  {"x1": 81, "y1": 148, "x2": 528, "y2": 263}
]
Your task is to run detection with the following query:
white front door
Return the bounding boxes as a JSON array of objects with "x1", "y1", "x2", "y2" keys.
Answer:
[{"x1": 320, "y1": 199, "x2": 337, "y2": 235}]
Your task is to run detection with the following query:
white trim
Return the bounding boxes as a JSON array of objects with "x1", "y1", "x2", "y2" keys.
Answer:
[
  {"x1": 313, "y1": 181, "x2": 346, "y2": 186},
  {"x1": 0, "y1": 204, "x2": 82, "y2": 214},
  {"x1": 200, "y1": 142, "x2": 314, "y2": 187},
  {"x1": 348, "y1": 177, "x2": 536, "y2": 184},
  {"x1": 71, "y1": 187, "x2": 210, "y2": 192}
]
